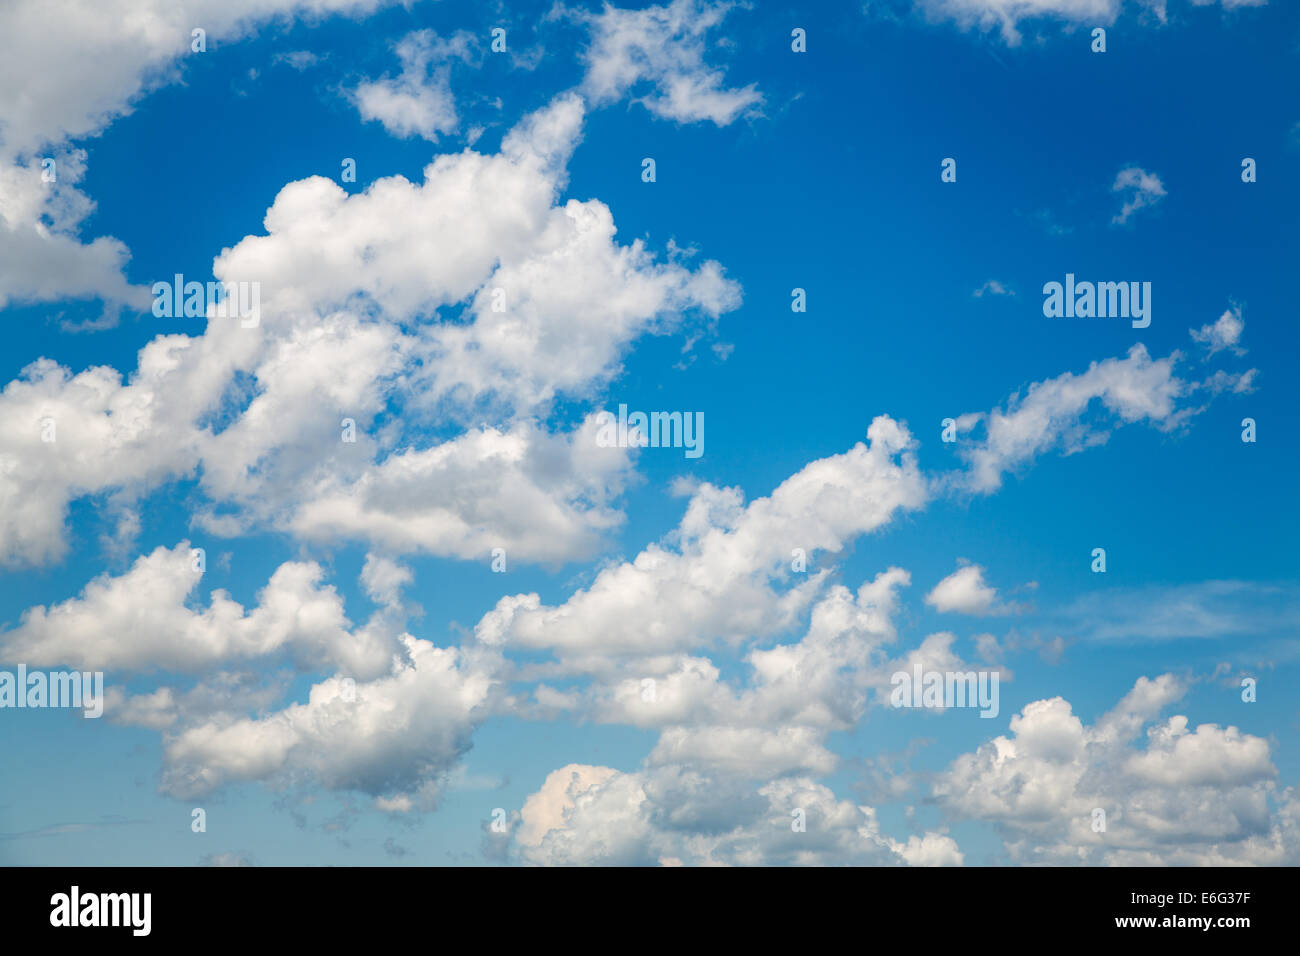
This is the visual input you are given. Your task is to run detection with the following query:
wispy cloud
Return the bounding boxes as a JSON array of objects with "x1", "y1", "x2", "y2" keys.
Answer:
[
  {"x1": 0, "y1": 816, "x2": 146, "y2": 841},
  {"x1": 1055, "y1": 581, "x2": 1300, "y2": 645},
  {"x1": 1111, "y1": 166, "x2": 1167, "y2": 226},
  {"x1": 973, "y1": 279, "x2": 1015, "y2": 298}
]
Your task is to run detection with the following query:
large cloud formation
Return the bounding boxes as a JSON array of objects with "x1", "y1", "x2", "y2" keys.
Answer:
[{"x1": 0, "y1": 0, "x2": 1283, "y2": 866}]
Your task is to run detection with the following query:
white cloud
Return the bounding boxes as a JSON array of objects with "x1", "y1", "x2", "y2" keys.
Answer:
[
  {"x1": 360, "y1": 553, "x2": 412, "y2": 608},
  {"x1": 352, "y1": 30, "x2": 476, "y2": 140},
  {"x1": 516, "y1": 763, "x2": 619, "y2": 847},
  {"x1": 512, "y1": 564, "x2": 990, "y2": 822},
  {"x1": 0, "y1": 0, "x2": 393, "y2": 158},
  {"x1": 0, "y1": 2, "x2": 761, "y2": 566},
  {"x1": 917, "y1": 0, "x2": 1120, "y2": 45},
  {"x1": 290, "y1": 418, "x2": 634, "y2": 563},
  {"x1": 107, "y1": 671, "x2": 293, "y2": 731},
  {"x1": 514, "y1": 763, "x2": 961, "y2": 866},
  {"x1": 1125, "y1": 716, "x2": 1273, "y2": 787},
  {"x1": 14, "y1": 553, "x2": 497, "y2": 807},
  {"x1": 575, "y1": 569, "x2": 913, "y2": 742},
  {"x1": 973, "y1": 279, "x2": 1015, "y2": 298},
  {"x1": 475, "y1": 416, "x2": 927, "y2": 662},
  {"x1": 0, "y1": 93, "x2": 740, "y2": 568},
  {"x1": 104, "y1": 687, "x2": 179, "y2": 730},
  {"x1": 933, "y1": 674, "x2": 1299, "y2": 863},
  {"x1": 0, "y1": 541, "x2": 395, "y2": 678},
  {"x1": 423, "y1": 200, "x2": 742, "y2": 412},
  {"x1": 273, "y1": 50, "x2": 323, "y2": 71},
  {"x1": 1190, "y1": 305, "x2": 1246, "y2": 357},
  {"x1": 0, "y1": 152, "x2": 149, "y2": 315},
  {"x1": 0, "y1": 3, "x2": 1280, "y2": 847},
  {"x1": 944, "y1": 339, "x2": 1257, "y2": 495},
  {"x1": 951, "y1": 344, "x2": 1195, "y2": 494},
  {"x1": 915, "y1": 0, "x2": 1263, "y2": 47},
  {"x1": 472, "y1": 336, "x2": 1251, "y2": 688},
  {"x1": 160, "y1": 634, "x2": 498, "y2": 801},
  {"x1": 0, "y1": 0, "x2": 398, "y2": 314},
  {"x1": 1111, "y1": 166, "x2": 1167, "y2": 226},
  {"x1": 925, "y1": 563, "x2": 1008, "y2": 615},
  {"x1": 573, "y1": 0, "x2": 763, "y2": 125},
  {"x1": 0, "y1": 337, "x2": 216, "y2": 570},
  {"x1": 1, "y1": 305, "x2": 1262, "y2": 842}
]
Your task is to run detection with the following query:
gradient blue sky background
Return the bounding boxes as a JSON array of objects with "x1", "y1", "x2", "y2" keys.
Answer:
[{"x1": 1, "y1": 0, "x2": 1297, "y2": 865}]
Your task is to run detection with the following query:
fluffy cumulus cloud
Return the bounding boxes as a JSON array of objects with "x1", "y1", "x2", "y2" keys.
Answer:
[
  {"x1": 933, "y1": 675, "x2": 1299, "y2": 864},
  {"x1": 0, "y1": 3, "x2": 772, "y2": 832},
  {"x1": 290, "y1": 417, "x2": 636, "y2": 563},
  {"x1": 507, "y1": 763, "x2": 962, "y2": 866},
  {"x1": 160, "y1": 635, "x2": 498, "y2": 802},
  {"x1": 0, "y1": 350, "x2": 215, "y2": 568},
  {"x1": 456, "y1": 324, "x2": 1263, "y2": 863},
  {"x1": 925, "y1": 562, "x2": 1008, "y2": 615},
  {"x1": 488, "y1": 557, "x2": 983, "y2": 864},
  {"x1": 0, "y1": 0, "x2": 1283, "y2": 867},
  {"x1": 0, "y1": 0, "x2": 401, "y2": 314},
  {"x1": 0, "y1": 532, "x2": 502, "y2": 808},
  {"x1": 0, "y1": 0, "x2": 395, "y2": 157},
  {"x1": 0, "y1": 541, "x2": 408, "y2": 679},
  {"x1": 2, "y1": 541, "x2": 502, "y2": 807},
  {"x1": 352, "y1": 29, "x2": 476, "y2": 140},
  {"x1": 0, "y1": 0, "x2": 753, "y2": 565},
  {"x1": 0, "y1": 89, "x2": 740, "y2": 568},
  {"x1": 475, "y1": 415, "x2": 927, "y2": 663},
  {"x1": 0, "y1": 150, "x2": 148, "y2": 316},
  {"x1": 0, "y1": 327, "x2": 1261, "y2": 860}
]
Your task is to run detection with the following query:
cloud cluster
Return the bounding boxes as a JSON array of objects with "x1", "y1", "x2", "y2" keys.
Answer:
[
  {"x1": 507, "y1": 762, "x2": 963, "y2": 866},
  {"x1": 0, "y1": 0, "x2": 1283, "y2": 866},
  {"x1": 476, "y1": 416, "x2": 927, "y2": 664},
  {"x1": 161, "y1": 635, "x2": 497, "y2": 803},
  {"x1": 0, "y1": 539, "x2": 501, "y2": 807},
  {"x1": 0, "y1": 0, "x2": 401, "y2": 314},
  {"x1": 0, "y1": 90, "x2": 739, "y2": 568},
  {"x1": 934, "y1": 675, "x2": 1298, "y2": 864}
]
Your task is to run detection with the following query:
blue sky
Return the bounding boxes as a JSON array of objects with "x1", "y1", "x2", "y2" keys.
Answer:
[{"x1": 0, "y1": 0, "x2": 1297, "y2": 866}]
